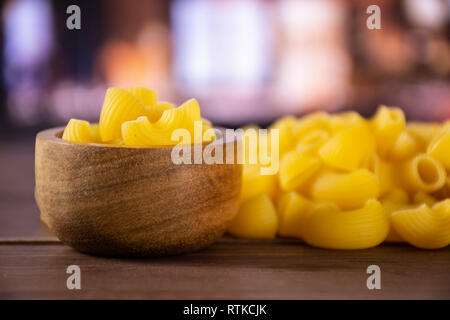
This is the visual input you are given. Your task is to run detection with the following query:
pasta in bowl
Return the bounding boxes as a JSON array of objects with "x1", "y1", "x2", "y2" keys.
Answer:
[{"x1": 35, "y1": 87, "x2": 242, "y2": 257}]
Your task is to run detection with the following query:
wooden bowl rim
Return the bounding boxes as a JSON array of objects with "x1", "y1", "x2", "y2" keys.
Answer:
[{"x1": 37, "y1": 126, "x2": 239, "y2": 150}]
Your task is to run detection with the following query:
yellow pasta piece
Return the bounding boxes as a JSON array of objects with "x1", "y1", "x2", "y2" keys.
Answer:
[
  {"x1": 302, "y1": 199, "x2": 389, "y2": 250},
  {"x1": 63, "y1": 88, "x2": 207, "y2": 147},
  {"x1": 279, "y1": 150, "x2": 321, "y2": 191},
  {"x1": 361, "y1": 153, "x2": 397, "y2": 195},
  {"x1": 228, "y1": 194, "x2": 278, "y2": 240},
  {"x1": 122, "y1": 116, "x2": 165, "y2": 146},
  {"x1": 389, "y1": 131, "x2": 420, "y2": 161},
  {"x1": 240, "y1": 164, "x2": 278, "y2": 202},
  {"x1": 406, "y1": 122, "x2": 440, "y2": 149},
  {"x1": 143, "y1": 102, "x2": 182, "y2": 125},
  {"x1": 99, "y1": 87, "x2": 146, "y2": 141},
  {"x1": 269, "y1": 116, "x2": 296, "y2": 156},
  {"x1": 202, "y1": 117, "x2": 212, "y2": 129},
  {"x1": 157, "y1": 98, "x2": 201, "y2": 134},
  {"x1": 295, "y1": 129, "x2": 329, "y2": 154},
  {"x1": 413, "y1": 191, "x2": 437, "y2": 206},
  {"x1": 310, "y1": 169, "x2": 380, "y2": 209},
  {"x1": 156, "y1": 101, "x2": 176, "y2": 110},
  {"x1": 391, "y1": 201, "x2": 450, "y2": 249},
  {"x1": 427, "y1": 129, "x2": 450, "y2": 170},
  {"x1": 292, "y1": 112, "x2": 330, "y2": 140},
  {"x1": 400, "y1": 154, "x2": 446, "y2": 193},
  {"x1": 122, "y1": 98, "x2": 201, "y2": 146},
  {"x1": 303, "y1": 201, "x2": 343, "y2": 237},
  {"x1": 371, "y1": 105, "x2": 405, "y2": 157},
  {"x1": 89, "y1": 123, "x2": 101, "y2": 142},
  {"x1": 276, "y1": 192, "x2": 312, "y2": 239},
  {"x1": 381, "y1": 188, "x2": 410, "y2": 205},
  {"x1": 329, "y1": 111, "x2": 367, "y2": 133},
  {"x1": 143, "y1": 105, "x2": 168, "y2": 122},
  {"x1": 107, "y1": 138, "x2": 124, "y2": 146},
  {"x1": 126, "y1": 87, "x2": 157, "y2": 106},
  {"x1": 62, "y1": 119, "x2": 99, "y2": 143},
  {"x1": 318, "y1": 124, "x2": 376, "y2": 171},
  {"x1": 380, "y1": 189, "x2": 410, "y2": 243}
]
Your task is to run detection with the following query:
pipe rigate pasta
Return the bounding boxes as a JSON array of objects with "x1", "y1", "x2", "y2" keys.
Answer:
[
  {"x1": 318, "y1": 124, "x2": 376, "y2": 171},
  {"x1": 427, "y1": 128, "x2": 450, "y2": 170},
  {"x1": 391, "y1": 201, "x2": 450, "y2": 249},
  {"x1": 361, "y1": 153, "x2": 396, "y2": 196},
  {"x1": 121, "y1": 98, "x2": 202, "y2": 146},
  {"x1": 291, "y1": 112, "x2": 330, "y2": 140},
  {"x1": 279, "y1": 150, "x2": 321, "y2": 191},
  {"x1": 302, "y1": 199, "x2": 389, "y2": 250},
  {"x1": 389, "y1": 131, "x2": 420, "y2": 161},
  {"x1": 62, "y1": 119, "x2": 99, "y2": 144},
  {"x1": 241, "y1": 164, "x2": 278, "y2": 202},
  {"x1": 99, "y1": 87, "x2": 146, "y2": 141},
  {"x1": 371, "y1": 105, "x2": 405, "y2": 157},
  {"x1": 406, "y1": 122, "x2": 440, "y2": 148},
  {"x1": 310, "y1": 169, "x2": 380, "y2": 209},
  {"x1": 144, "y1": 101, "x2": 175, "y2": 122},
  {"x1": 380, "y1": 189, "x2": 410, "y2": 243},
  {"x1": 276, "y1": 192, "x2": 312, "y2": 239},
  {"x1": 228, "y1": 194, "x2": 278, "y2": 240},
  {"x1": 329, "y1": 111, "x2": 366, "y2": 133},
  {"x1": 126, "y1": 87, "x2": 157, "y2": 106},
  {"x1": 400, "y1": 154, "x2": 446, "y2": 193},
  {"x1": 296, "y1": 129, "x2": 329, "y2": 154}
]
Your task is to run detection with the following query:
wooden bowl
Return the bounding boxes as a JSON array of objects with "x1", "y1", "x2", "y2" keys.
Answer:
[{"x1": 35, "y1": 127, "x2": 242, "y2": 257}]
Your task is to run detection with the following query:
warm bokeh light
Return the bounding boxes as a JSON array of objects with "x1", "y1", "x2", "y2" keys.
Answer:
[{"x1": 0, "y1": 0, "x2": 449, "y2": 129}]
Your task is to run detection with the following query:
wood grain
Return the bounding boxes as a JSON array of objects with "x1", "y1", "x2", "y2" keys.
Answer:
[
  {"x1": 1, "y1": 239, "x2": 449, "y2": 299},
  {"x1": 35, "y1": 128, "x2": 242, "y2": 257}
]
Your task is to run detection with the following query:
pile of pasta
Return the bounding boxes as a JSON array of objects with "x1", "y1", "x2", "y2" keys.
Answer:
[
  {"x1": 62, "y1": 87, "x2": 213, "y2": 146},
  {"x1": 229, "y1": 106, "x2": 450, "y2": 250}
]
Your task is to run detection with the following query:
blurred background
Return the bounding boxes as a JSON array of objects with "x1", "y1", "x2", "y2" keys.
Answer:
[{"x1": 0, "y1": 0, "x2": 449, "y2": 136}]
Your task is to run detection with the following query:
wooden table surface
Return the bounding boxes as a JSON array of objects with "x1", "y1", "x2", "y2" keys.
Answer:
[{"x1": 0, "y1": 137, "x2": 449, "y2": 300}]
